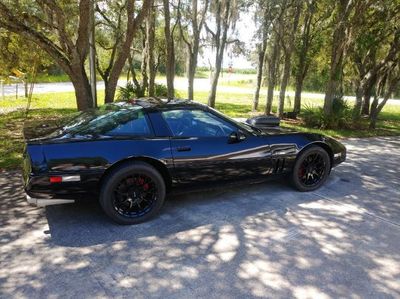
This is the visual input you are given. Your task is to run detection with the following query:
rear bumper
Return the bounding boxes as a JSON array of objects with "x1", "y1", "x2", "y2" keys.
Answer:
[
  {"x1": 26, "y1": 194, "x2": 75, "y2": 207},
  {"x1": 24, "y1": 170, "x2": 103, "y2": 200}
]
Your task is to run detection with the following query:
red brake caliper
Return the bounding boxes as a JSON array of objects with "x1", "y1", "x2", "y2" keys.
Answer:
[
  {"x1": 298, "y1": 166, "x2": 305, "y2": 178},
  {"x1": 138, "y1": 177, "x2": 149, "y2": 191}
]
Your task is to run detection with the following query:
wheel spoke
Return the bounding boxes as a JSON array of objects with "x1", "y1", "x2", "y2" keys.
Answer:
[
  {"x1": 112, "y1": 173, "x2": 158, "y2": 218},
  {"x1": 298, "y1": 151, "x2": 327, "y2": 187}
]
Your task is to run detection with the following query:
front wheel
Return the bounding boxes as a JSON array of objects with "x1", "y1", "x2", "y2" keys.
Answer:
[
  {"x1": 99, "y1": 161, "x2": 166, "y2": 225},
  {"x1": 291, "y1": 146, "x2": 331, "y2": 192}
]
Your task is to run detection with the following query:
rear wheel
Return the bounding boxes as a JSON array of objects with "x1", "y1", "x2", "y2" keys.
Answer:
[
  {"x1": 291, "y1": 146, "x2": 331, "y2": 192},
  {"x1": 100, "y1": 161, "x2": 166, "y2": 225}
]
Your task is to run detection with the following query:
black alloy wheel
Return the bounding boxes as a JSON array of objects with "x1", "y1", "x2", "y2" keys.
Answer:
[
  {"x1": 291, "y1": 146, "x2": 331, "y2": 192},
  {"x1": 113, "y1": 174, "x2": 157, "y2": 218},
  {"x1": 100, "y1": 161, "x2": 166, "y2": 224}
]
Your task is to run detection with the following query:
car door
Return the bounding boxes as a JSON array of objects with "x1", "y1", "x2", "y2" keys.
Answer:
[{"x1": 161, "y1": 108, "x2": 274, "y2": 186}]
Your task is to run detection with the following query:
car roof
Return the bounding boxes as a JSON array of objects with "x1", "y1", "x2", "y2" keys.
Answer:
[{"x1": 123, "y1": 97, "x2": 207, "y2": 111}]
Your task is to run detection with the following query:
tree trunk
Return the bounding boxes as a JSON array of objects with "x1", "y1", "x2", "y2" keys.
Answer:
[
  {"x1": 369, "y1": 95, "x2": 382, "y2": 129},
  {"x1": 104, "y1": 73, "x2": 119, "y2": 103},
  {"x1": 361, "y1": 79, "x2": 374, "y2": 115},
  {"x1": 293, "y1": 73, "x2": 304, "y2": 115},
  {"x1": 293, "y1": 4, "x2": 313, "y2": 115},
  {"x1": 141, "y1": 29, "x2": 149, "y2": 95},
  {"x1": 369, "y1": 68, "x2": 399, "y2": 129},
  {"x1": 369, "y1": 94, "x2": 379, "y2": 129},
  {"x1": 187, "y1": 52, "x2": 197, "y2": 101},
  {"x1": 147, "y1": 6, "x2": 156, "y2": 97},
  {"x1": 353, "y1": 80, "x2": 363, "y2": 119},
  {"x1": 69, "y1": 65, "x2": 94, "y2": 111},
  {"x1": 323, "y1": 0, "x2": 352, "y2": 115},
  {"x1": 277, "y1": 3, "x2": 301, "y2": 118},
  {"x1": 266, "y1": 35, "x2": 281, "y2": 115},
  {"x1": 253, "y1": 43, "x2": 266, "y2": 111},
  {"x1": 324, "y1": 54, "x2": 344, "y2": 115},
  {"x1": 163, "y1": 0, "x2": 175, "y2": 99},
  {"x1": 208, "y1": 54, "x2": 223, "y2": 107},
  {"x1": 277, "y1": 56, "x2": 290, "y2": 117},
  {"x1": 207, "y1": 0, "x2": 231, "y2": 108},
  {"x1": 178, "y1": 0, "x2": 209, "y2": 101},
  {"x1": 104, "y1": 0, "x2": 152, "y2": 103}
]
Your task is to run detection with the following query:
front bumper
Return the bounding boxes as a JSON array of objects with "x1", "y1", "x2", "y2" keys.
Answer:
[
  {"x1": 333, "y1": 150, "x2": 346, "y2": 167},
  {"x1": 26, "y1": 194, "x2": 75, "y2": 207}
]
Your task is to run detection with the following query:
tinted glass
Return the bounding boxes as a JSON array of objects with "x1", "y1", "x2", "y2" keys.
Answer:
[
  {"x1": 162, "y1": 109, "x2": 236, "y2": 137},
  {"x1": 60, "y1": 103, "x2": 151, "y2": 137}
]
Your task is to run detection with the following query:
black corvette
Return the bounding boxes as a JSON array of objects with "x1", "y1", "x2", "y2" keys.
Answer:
[{"x1": 23, "y1": 98, "x2": 346, "y2": 224}]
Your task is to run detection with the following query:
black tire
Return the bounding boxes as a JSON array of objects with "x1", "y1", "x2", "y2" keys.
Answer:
[
  {"x1": 291, "y1": 146, "x2": 331, "y2": 192},
  {"x1": 99, "y1": 161, "x2": 166, "y2": 225}
]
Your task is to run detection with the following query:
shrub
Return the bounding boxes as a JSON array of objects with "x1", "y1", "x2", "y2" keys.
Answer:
[
  {"x1": 302, "y1": 104, "x2": 323, "y2": 128},
  {"x1": 117, "y1": 82, "x2": 141, "y2": 101},
  {"x1": 117, "y1": 82, "x2": 177, "y2": 100},
  {"x1": 237, "y1": 79, "x2": 254, "y2": 85},
  {"x1": 154, "y1": 83, "x2": 168, "y2": 97},
  {"x1": 302, "y1": 97, "x2": 353, "y2": 129},
  {"x1": 154, "y1": 83, "x2": 183, "y2": 98}
]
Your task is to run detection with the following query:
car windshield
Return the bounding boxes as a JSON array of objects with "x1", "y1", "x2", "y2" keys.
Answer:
[{"x1": 58, "y1": 102, "x2": 148, "y2": 137}]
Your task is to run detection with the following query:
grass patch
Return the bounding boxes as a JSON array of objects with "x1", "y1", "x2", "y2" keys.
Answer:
[
  {"x1": 281, "y1": 118, "x2": 400, "y2": 139},
  {"x1": 33, "y1": 73, "x2": 71, "y2": 83},
  {"x1": 0, "y1": 88, "x2": 399, "y2": 170},
  {"x1": 0, "y1": 108, "x2": 76, "y2": 170}
]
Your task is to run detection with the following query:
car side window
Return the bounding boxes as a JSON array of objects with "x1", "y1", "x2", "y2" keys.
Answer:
[
  {"x1": 162, "y1": 109, "x2": 237, "y2": 137},
  {"x1": 106, "y1": 110, "x2": 151, "y2": 136}
]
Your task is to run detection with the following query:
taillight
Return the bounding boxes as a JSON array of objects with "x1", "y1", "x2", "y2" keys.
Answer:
[
  {"x1": 50, "y1": 176, "x2": 62, "y2": 183},
  {"x1": 49, "y1": 175, "x2": 80, "y2": 183}
]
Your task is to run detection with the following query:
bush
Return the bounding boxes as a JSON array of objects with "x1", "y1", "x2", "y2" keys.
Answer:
[
  {"x1": 302, "y1": 97, "x2": 353, "y2": 129},
  {"x1": 237, "y1": 79, "x2": 254, "y2": 85},
  {"x1": 154, "y1": 83, "x2": 168, "y2": 97},
  {"x1": 117, "y1": 82, "x2": 140, "y2": 101},
  {"x1": 154, "y1": 83, "x2": 183, "y2": 98},
  {"x1": 116, "y1": 82, "x2": 176, "y2": 100}
]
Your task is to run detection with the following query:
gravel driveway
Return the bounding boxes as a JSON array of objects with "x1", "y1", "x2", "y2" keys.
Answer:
[{"x1": 1, "y1": 137, "x2": 399, "y2": 299}]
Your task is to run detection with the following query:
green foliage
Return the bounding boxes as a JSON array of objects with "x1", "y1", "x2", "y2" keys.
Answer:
[
  {"x1": 223, "y1": 78, "x2": 254, "y2": 87},
  {"x1": 33, "y1": 73, "x2": 71, "y2": 83},
  {"x1": 117, "y1": 82, "x2": 138, "y2": 101},
  {"x1": 194, "y1": 70, "x2": 208, "y2": 78},
  {"x1": 116, "y1": 82, "x2": 171, "y2": 100},
  {"x1": 0, "y1": 108, "x2": 76, "y2": 170},
  {"x1": 154, "y1": 83, "x2": 169, "y2": 97},
  {"x1": 0, "y1": 31, "x2": 52, "y2": 78},
  {"x1": 302, "y1": 98, "x2": 353, "y2": 129}
]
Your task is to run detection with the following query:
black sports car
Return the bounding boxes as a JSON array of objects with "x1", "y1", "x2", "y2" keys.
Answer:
[{"x1": 23, "y1": 98, "x2": 346, "y2": 224}]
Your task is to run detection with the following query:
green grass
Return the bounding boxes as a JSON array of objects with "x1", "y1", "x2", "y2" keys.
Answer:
[
  {"x1": 0, "y1": 88, "x2": 399, "y2": 170},
  {"x1": 0, "y1": 108, "x2": 77, "y2": 170},
  {"x1": 33, "y1": 73, "x2": 71, "y2": 83},
  {"x1": 0, "y1": 90, "x2": 105, "y2": 111}
]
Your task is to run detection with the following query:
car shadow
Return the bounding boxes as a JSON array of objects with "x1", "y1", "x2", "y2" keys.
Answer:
[{"x1": 44, "y1": 178, "x2": 313, "y2": 247}]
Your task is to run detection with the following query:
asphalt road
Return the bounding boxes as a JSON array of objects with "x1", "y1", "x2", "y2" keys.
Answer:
[{"x1": 1, "y1": 137, "x2": 400, "y2": 299}]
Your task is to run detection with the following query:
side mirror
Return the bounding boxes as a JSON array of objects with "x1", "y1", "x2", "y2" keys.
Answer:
[{"x1": 228, "y1": 131, "x2": 246, "y2": 144}]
